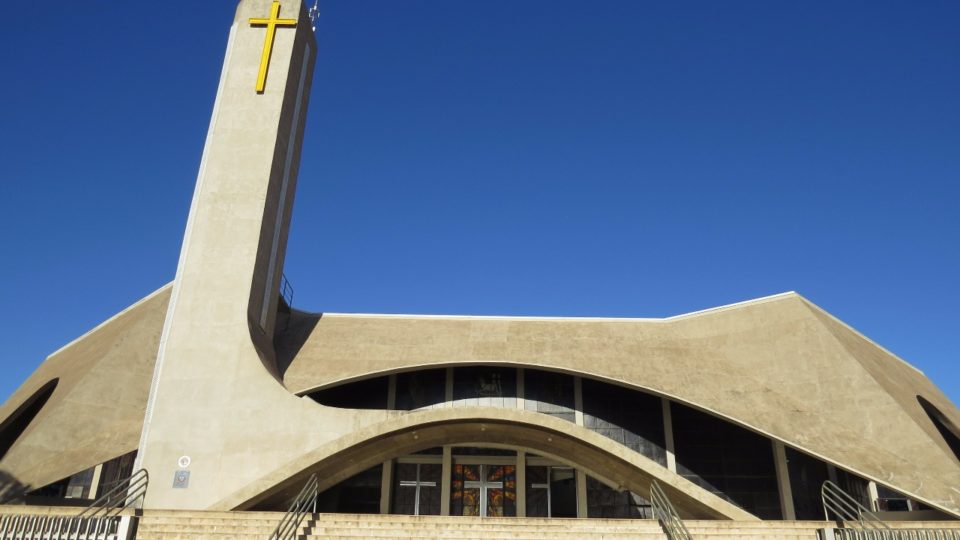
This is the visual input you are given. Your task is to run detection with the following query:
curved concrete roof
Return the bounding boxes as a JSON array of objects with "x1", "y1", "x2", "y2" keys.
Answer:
[
  {"x1": 2, "y1": 287, "x2": 958, "y2": 518},
  {"x1": 0, "y1": 284, "x2": 171, "y2": 491},
  {"x1": 277, "y1": 292, "x2": 960, "y2": 516}
]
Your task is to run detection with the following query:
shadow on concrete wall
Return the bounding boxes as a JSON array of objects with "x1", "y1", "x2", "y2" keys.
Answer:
[
  {"x1": 274, "y1": 310, "x2": 321, "y2": 379},
  {"x1": 0, "y1": 470, "x2": 30, "y2": 504}
]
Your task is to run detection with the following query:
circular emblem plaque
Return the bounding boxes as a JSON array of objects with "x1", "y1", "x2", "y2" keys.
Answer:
[{"x1": 178, "y1": 455, "x2": 191, "y2": 468}]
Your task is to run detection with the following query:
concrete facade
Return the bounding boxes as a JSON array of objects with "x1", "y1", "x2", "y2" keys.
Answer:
[{"x1": 1, "y1": 0, "x2": 959, "y2": 523}]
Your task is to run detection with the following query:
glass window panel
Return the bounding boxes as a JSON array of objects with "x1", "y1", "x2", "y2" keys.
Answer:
[
  {"x1": 459, "y1": 488, "x2": 480, "y2": 516},
  {"x1": 392, "y1": 483, "x2": 416, "y2": 515},
  {"x1": 581, "y1": 378, "x2": 667, "y2": 465},
  {"x1": 526, "y1": 465, "x2": 548, "y2": 485},
  {"x1": 524, "y1": 369, "x2": 575, "y2": 423},
  {"x1": 318, "y1": 464, "x2": 382, "y2": 514},
  {"x1": 837, "y1": 469, "x2": 871, "y2": 510},
  {"x1": 526, "y1": 485, "x2": 549, "y2": 517},
  {"x1": 307, "y1": 377, "x2": 389, "y2": 409},
  {"x1": 452, "y1": 367, "x2": 516, "y2": 409},
  {"x1": 452, "y1": 447, "x2": 516, "y2": 456},
  {"x1": 672, "y1": 403, "x2": 781, "y2": 519},
  {"x1": 396, "y1": 369, "x2": 447, "y2": 410},
  {"x1": 785, "y1": 447, "x2": 830, "y2": 520}
]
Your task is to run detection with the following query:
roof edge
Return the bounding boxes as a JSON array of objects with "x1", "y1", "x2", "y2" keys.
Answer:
[
  {"x1": 45, "y1": 282, "x2": 174, "y2": 360},
  {"x1": 316, "y1": 291, "x2": 802, "y2": 323},
  {"x1": 797, "y1": 296, "x2": 925, "y2": 376}
]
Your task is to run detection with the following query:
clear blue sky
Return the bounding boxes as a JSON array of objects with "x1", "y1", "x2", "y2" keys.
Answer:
[{"x1": 1, "y1": 2, "x2": 957, "y2": 406}]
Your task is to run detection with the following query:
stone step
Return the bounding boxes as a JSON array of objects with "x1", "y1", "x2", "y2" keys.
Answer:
[
  {"x1": 136, "y1": 535, "x2": 669, "y2": 540},
  {"x1": 137, "y1": 521, "x2": 664, "y2": 533}
]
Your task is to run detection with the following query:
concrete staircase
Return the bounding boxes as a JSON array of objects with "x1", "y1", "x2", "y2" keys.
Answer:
[
  {"x1": 3, "y1": 507, "x2": 957, "y2": 540},
  {"x1": 133, "y1": 510, "x2": 833, "y2": 540}
]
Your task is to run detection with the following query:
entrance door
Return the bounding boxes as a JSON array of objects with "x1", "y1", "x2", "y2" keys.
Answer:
[
  {"x1": 452, "y1": 464, "x2": 516, "y2": 517},
  {"x1": 550, "y1": 467, "x2": 578, "y2": 518},
  {"x1": 527, "y1": 466, "x2": 577, "y2": 518}
]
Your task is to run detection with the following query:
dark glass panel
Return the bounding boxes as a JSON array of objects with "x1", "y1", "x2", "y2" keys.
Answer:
[
  {"x1": 672, "y1": 402, "x2": 782, "y2": 519},
  {"x1": 418, "y1": 464, "x2": 442, "y2": 516},
  {"x1": 836, "y1": 469, "x2": 871, "y2": 510},
  {"x1": 412, "y1": 447, "x2": 444, "y2": 455},
  {"x1": 549, "y1": 468, "x2": 578, "y2": 518},
  {"x1": 316, "y1": 464, "x2": 382, "y2": 513},
  {"x1": 586, "y1": 476, "x2": 651, "y2": 518},
  {"x1": 526, "y1": 465, "x2": 549, "y2": 517},
  {"x1": 785, "y1": 446, "x2": 830, "y2": 520},
  {"x1": 581, "y1": 379, "x2": 667, "y2": 465},
  {"x1": 526, "y1": 487, "x2": 549, "y2": 517},
  {"x1": 523, "y1": 369, "x2": 575, "y2": 423},
  {"x1": 396, "y1": 369, "x2": 447, "y2": 410},
  {"x1": 391, "y1": 463, "x2": 417, "y2": 515},
  {"x1": 452, "y1": 447, "x2": 516, "y2": 456},
  {"x1": 453, "y1": 366, "x2": 517, "y2": 409},
  {"x1": 96, "y1": 451, "x2": 137, "y2": 498},
  {"x1": 308, "y1": 377, "x2": 388, "y2": 410},
  {"x1": 876, "y1": 485, "x2": 910, "y2": 512}
]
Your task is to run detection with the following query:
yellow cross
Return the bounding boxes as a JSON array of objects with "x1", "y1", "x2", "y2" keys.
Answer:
[{"x1": 249, "y1": 1, "x2": 298, "y2": 93}]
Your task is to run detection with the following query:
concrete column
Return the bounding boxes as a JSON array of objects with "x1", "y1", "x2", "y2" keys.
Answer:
[
  {"x1": 576, "y1": 469, "x2": 588, "y2": 518},
  {"x1": 516, "y1": 368, "x2": 525, "y2": 411},
  {"x1": 574, "y1": 376, "x2": 584, "y2": 426},
  {"x1": 867, "y1": 481, "x2": 880, "y2": 512},
  {"x1": 516, "y1": 450, "x2": 526, "y2": 517},
  {"x1": 387, "y1": 374, "x2": 396, "y2": 410},
  {"x1": 88, "y1": 463, "x2": 104, "y2": 500},
  {"x1": 380, "y1": 460, "x2": 393, "y2": 514},
  {"x1": 661, "y1": 398, "x2": 677, "y2": 473},
  {"x1": 445, "y1": 368, "x2": 454, "y2": 405},
  {"x1": 772, "y1": 441, "x2": 796, "y2": 520},
  {"x1": 440, "y1": 445, "x2": 452, "y2": 515}
]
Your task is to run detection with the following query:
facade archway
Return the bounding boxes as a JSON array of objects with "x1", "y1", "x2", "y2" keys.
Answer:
[{"x1": 219, "y1": 407, "x2": 755, "y2": 520}]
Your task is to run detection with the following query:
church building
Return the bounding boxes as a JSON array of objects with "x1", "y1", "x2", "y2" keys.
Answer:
[{"x1": 1, "y1": 0, "x2": 959, "y2": 526}]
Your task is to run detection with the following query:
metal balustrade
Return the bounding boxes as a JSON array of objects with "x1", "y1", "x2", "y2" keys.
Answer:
[
  {"x1": 650, "y1": 480, "x2": 692, "y2": 540},
  {"x1": 0, "y1": 469, "x2": 147, "y2": 540},
  {"x1": 821, "y1": 480, "x2": 960, "y2": 540},
  {"x1": 822, "y1": 480, "x2": 889, "y2": 530},
  {"x1": 268, "y1": 473, "x2": 318, "y2": 540},
  {"x1": 830, "y1": 530, "x2": 960, "y2": 540}
]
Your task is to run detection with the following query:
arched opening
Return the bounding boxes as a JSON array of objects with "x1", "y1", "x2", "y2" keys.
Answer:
[
  {"x1": 0, "y1": 379, "x2": 58, "y2": 461},
  {"x1": 304, "y1": 366, "x2": 781, "y2": 518},
  {"x1": 230, "y1": 409, "x2": 755, "y2": 521},
  {"x1": 917, "y1": 395, "x2": 960, "y2": 464}
]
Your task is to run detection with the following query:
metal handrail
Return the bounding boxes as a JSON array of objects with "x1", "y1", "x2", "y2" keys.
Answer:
[
  {"x1": 70, "y1": 468, "x2": 149, "y2": 539},
  {"x1": 650, "y1": 480, "x2": 692, "y2": 540},
  {"x1": 81, "y1": 468, "x2": 149, "y2": 518},
  {"x1": 831, "y1": 530, "x2": 960, "y2": 540},
  {"x1": 822, "y1": 480, "x2": 889, "y2": 530},
  {"x1": 0, "y1": 469, "x2": 148, "y2": 540},
  {"x1": 269, "y1": 473, "x2": 318, "y2": 540}
]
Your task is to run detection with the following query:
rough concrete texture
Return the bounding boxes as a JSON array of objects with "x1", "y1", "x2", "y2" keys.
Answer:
[
  {"x1": 0, "y1": 285, "x2": 170, "y2": 491},
  {"x1": 278, "y1": 295, "x2": 960, "y2": 517}
]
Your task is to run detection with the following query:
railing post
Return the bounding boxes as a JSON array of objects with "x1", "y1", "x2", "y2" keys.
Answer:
[{"x1": 115, "y1": 516, "x2": 134, "y2": 540}]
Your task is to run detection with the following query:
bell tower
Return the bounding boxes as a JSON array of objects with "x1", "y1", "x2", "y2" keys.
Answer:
[{"x1": 134, "y1": 0, "x2": 327, "y2": 509}]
